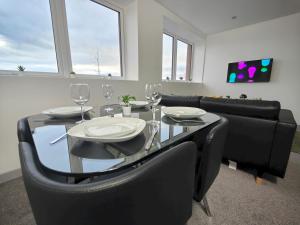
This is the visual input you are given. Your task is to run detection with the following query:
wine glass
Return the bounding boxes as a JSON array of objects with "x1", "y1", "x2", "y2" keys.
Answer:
[
  {"x1": 70, "y1": 83, "x2": 90, "y2": 123},
  {"x1": 145, "y1": 83, "x2": 162, "y2": 124},
  {"x1": 102, "y1": 84, "x2": 114, "y2": 113},
  {"x1": 152, "y1": 83, "x2": 162, "y2": 107}
]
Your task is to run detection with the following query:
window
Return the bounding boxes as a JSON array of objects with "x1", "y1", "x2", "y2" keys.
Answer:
[
  {"x1": 0, "y1": 0, "x2": 123, "y2": 77},
  {"x1": 0, "y1": 0, "x2": 58, "y2": 72},
  {"x1": 162, "y1": 33, "x2": 192, "y2": 81},
  {"x1": 162, "y1": 34, "x2": 173, "y2": 80},
  {"x1": 176, "y1": 40, "x2": 192, "y2": 81},
  {"x1": 65, "y1": 0, "x2": 122, "y2": 76}
]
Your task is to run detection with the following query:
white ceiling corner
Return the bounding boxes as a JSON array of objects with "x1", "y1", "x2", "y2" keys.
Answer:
[{"x1": 155, "y1": 0, "x2": 300, "y2": 34}]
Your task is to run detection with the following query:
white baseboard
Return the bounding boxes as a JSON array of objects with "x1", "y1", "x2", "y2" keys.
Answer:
[{"x1": 0, "y1": 169, "x2": 22, "y2": 184}]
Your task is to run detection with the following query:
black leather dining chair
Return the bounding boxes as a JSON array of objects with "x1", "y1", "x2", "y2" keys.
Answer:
[
  {"x1": 19, "y1": 141, "x2": 197, "y2": 225},
  {"x1": 17, "y1": 117, "x2": 34, "y2": 144},
  {"x1": 193, "y1": 117, "x2": 229, "y2": 217}
]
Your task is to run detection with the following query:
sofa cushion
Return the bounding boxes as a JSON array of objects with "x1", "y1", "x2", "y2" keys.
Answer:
[
  {"x1": 160, "y1": 94, "x2": 202, "y2": 108},
  {"x1": 200, "y1": 97, "x2": 281, "y2": 120}
]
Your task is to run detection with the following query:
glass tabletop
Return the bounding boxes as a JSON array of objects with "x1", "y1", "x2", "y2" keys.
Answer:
[{"x1": 28, "y1": 105, "x2": 220, "y2": 176}]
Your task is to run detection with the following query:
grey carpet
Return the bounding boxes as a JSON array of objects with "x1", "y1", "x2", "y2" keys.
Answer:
[
  {"x1": 292, "y1": 131, "x2": 300, "y2": 154},
  {"x1": 1, "y1": 153, "x2": 300, "y2": 225}
]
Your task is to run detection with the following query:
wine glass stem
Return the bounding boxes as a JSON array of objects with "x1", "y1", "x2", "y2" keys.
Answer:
[
  {"x1": 105, "y1": 98, "x2": 109, "y2": 112},
  {"x1": 81, "y1": 105, "x2": 84, "y2": 121},
  {"x1": 152, "y1": 105, "x2": 156, "y2": 121}
]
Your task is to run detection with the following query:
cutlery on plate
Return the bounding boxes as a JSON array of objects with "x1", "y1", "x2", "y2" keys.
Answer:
[
  {"x1": 167, "y1": 116, "x2": 204, "y2": 123},
  {"x1": 145, "y1": 125, "x2": 159, "y2": 150},
  {"x1": 50, "y1": 133, "x2": 67, "y2": 145}
]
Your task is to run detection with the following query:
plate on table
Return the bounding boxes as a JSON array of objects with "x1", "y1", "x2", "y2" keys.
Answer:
[
  {"x1": 129, "y1": 101, "x2": 149, "y2": 108},
  {"x1": 162, "y1": 107, "x2": 206, "y2": 119},
  {"x1": 67, "y1": 117, "x2": 146, "y2": 143},
  {"x1": 42, "y1": 106, "x2": 93, "y2": 119}
]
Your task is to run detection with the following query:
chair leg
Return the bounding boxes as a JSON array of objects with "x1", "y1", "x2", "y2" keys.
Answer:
[{"x1": 201, "y1": 195, "x2": 212, "y2": 217}]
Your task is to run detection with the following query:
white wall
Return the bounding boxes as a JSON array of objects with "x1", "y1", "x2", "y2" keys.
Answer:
[
  {"x1": 202, "y1": 13, "x2": 300, "y2": 124},
  {"x1": 0, "y1": 0, "x2": 204, "y2": 175}
]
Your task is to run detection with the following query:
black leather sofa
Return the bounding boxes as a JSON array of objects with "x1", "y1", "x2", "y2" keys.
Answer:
[{"x1": 161, "y1": 95, "x2": 297, "y2": 178}]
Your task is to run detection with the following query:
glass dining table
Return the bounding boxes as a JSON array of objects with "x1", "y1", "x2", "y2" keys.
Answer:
[{"x1": 28, "y1": 105, "x2": 220, "y2": 178}]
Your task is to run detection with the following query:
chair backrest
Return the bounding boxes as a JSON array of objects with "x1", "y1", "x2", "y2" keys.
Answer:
[
  {"x1": 17, "y1": 117, "x2": 34, "y2": 144},
  {"x1": 194, "y1": 117, "x2": 229, "y2": 201},
  {"x1": 19, "y1": 141, "x2": 197, "y2": 225}
]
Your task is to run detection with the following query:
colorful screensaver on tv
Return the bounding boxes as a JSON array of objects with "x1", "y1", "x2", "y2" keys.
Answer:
[{"x1": 227, "y1": 58, "x2": 273, "y2": 83}]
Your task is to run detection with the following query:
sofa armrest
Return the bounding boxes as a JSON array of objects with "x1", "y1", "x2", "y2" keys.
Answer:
[
  {"x1": 268, "y1": 109, "x2": 297, "y2": 177},
  {"x1": 278, "y1": 109, "x2": 297, "y2": 124}
]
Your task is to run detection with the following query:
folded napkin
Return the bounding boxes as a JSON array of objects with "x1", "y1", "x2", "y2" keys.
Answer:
[
  {"x1": 84, "y1": 123, "x2": 136, "y2": 138},
  {"x1": 169, "y1": 109, "x2": 201, "y2": 116},
  {"x1": 170, "y1": 110, "x2": 186, "y2": 116},
  {"x1": 48, "y1": 107, "x2": 81, "y2": 114}
]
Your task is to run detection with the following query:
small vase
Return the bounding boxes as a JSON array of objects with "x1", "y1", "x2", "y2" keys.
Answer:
[{"x1": 122, "y1": 105, "x2": 131, "y2": 117}]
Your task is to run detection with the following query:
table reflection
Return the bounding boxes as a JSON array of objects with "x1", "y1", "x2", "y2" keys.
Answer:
[{"x1": 33, "y1": 125, "x2": 71, "y2": 173}]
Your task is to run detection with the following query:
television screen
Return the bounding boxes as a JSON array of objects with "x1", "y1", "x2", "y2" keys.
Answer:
[{"x1": 227, "y1": 58, "x2": 273, "y2": 83}]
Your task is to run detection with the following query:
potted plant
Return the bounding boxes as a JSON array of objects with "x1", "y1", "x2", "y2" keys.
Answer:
[{"x1": 121, "y1": 95, "x2": 136, "y2": 116}]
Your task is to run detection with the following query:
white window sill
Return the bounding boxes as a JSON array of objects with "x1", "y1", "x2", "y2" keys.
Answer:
[
  {"x1": 162, "y1": 80, "x2": 203, "y2": 84},
  {"x1": 0, "y1": 72, "x2": 138, "y2": 81}
]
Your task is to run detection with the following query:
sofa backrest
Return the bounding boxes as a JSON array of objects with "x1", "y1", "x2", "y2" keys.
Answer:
[
  {"x1": 200, "y1": 97, "x2": 281, "y2": 120},
  {"x1": 160, "y1": 94, "x2": 202, "y2": 108}
]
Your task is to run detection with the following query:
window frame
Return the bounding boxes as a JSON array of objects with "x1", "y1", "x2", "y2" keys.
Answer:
[
  {"x1": 0, "y1": 0, "x2": 125, "y2": 79},
  {"x1": 162, "y1": 31, "x2": 193, "y2": 82}
]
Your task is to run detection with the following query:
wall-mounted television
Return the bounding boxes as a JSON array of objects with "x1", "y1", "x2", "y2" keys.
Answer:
[{"x1": 227, "y1": 58, "x2": 273, "y2": 83}]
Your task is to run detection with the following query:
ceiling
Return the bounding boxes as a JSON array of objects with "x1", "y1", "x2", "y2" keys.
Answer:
[
  {"x1": 155, "y1": 0, "x2": 300, "y2": 34},
  {"x1": 110, "y1": 0, "x2": 134, "y2": 7}
]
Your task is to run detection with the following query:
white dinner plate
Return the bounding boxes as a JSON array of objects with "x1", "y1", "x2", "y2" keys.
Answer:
[
  {"x1": 162, "y1": 107, "x2": 206, "y2": 119},
  {"x1": 129, "y1": 101, "x2": 149, "y2": 108},
  {"x1": 67, "y1": 117, "x2": 146, "y2": 143},
  {"x1": 42, "y1": 106, "x2": 93, "y2": 119}
]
